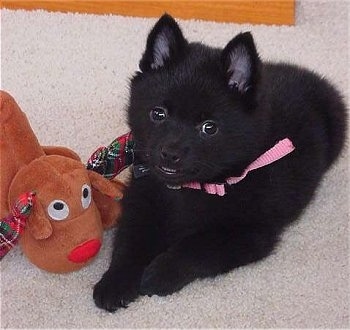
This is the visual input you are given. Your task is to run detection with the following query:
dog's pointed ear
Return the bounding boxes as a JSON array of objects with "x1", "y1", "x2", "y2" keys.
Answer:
[
  {"x1": 139, "y1": 14, "x2": 188, "y2": 72},
  {"x1": 221, "y1": 32, "x2": 260, "y2": 94}
]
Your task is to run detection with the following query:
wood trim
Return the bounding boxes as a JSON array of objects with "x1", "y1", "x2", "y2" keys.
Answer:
[{"x1": 1, "y1": 1, "x2": 295, "y2": 25}]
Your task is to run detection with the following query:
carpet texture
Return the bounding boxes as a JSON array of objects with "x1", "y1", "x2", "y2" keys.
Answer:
[{"x1": 0, "y1": 1, "x2": 349, "y2": 328}]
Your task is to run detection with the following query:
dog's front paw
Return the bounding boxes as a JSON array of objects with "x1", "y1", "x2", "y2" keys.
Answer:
[
  {"x1": 93, "y1": 270, "x2": 139, "y2": 312},
  {"x1": 140, "y1": 253, "x2": 185, "y2": 297}
]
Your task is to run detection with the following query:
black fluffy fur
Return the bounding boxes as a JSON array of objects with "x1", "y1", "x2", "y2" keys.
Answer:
[{"x1": 93, "y1": 14, "x2": 347, "y2": 312}]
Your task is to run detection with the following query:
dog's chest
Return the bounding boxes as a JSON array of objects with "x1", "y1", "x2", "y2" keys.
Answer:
[{"x1": 158, "y1": 188, "x2": 241, "y2": 242}]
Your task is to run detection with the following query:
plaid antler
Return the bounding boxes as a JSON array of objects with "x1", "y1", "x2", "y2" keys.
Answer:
[
  {"x1": 0, "y1": 191, "x2": 36, "y2": 260},
  {"x1": 87, "y1": 132, "x2": 134, "y2": 179}
]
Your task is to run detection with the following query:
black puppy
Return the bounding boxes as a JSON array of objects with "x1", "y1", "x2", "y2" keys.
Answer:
[{"x1": 94, "y1": 14, "x2": 347, "y2": 312}]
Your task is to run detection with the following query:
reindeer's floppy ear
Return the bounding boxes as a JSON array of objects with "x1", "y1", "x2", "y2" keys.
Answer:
[
  {"x1": 221, "y1": 32, "x2": 260, "y2": 96},
  {"x1": 27, "y1": 201, "x2": 53, "y2": 240},
  {"x1": 88, "y1": 170, "x2": 124, "y2": 200},
  {"x1": 8, "y1": 164, "x2": 54, "y2": 240},
  {"x1": 88, "y1": 170, "x2": 125, "y2": 228},
  {"x1": 139, "y1": 14, "x2": 188, "y2": 72}
]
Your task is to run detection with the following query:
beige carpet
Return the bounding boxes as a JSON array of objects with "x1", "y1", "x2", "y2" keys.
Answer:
[{"x1": 0, "y1": 1, "x2": 349, "y2": 328}]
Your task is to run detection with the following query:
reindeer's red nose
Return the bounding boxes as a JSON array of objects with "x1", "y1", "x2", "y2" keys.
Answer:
[{"x1": 68, "y1": 239, "x2": 101, "y2": 263}]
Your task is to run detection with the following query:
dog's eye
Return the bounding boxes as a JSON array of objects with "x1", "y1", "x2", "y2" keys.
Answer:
[
  {"x1": 150, "y1": 107, "x2": 167, "y2": 122},
  {"x1": 201, "y1": 121, "x2": 218, "y2": 136}
]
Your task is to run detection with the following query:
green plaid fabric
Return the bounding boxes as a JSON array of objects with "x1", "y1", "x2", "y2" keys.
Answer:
[
  {"x1": 0, "y1": 191, "x2": 36, "y2": 260},
  {"x1": 87, "y1": 132, "x2": 134, "y2": 179}
]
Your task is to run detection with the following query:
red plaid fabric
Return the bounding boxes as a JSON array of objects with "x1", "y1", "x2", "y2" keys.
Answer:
[
  {"x1": 0, "y1": 191, "x2": 36, "y2": 259},
  {"x1": 87, "y1": 132, "x2": 134, "y2": 179}
]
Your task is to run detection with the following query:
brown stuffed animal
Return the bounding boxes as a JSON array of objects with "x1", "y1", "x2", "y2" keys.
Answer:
[{"x1": 0, "y1": 90, "x2": 125, "y2": 273}]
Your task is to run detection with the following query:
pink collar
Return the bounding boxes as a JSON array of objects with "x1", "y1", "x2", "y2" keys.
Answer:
[
  {"x1": 181, "y1": 138, "x2": 295, "y2": 196},
  {"x1": 87, "y1": 134, "x2": 294, "y2": 197}
]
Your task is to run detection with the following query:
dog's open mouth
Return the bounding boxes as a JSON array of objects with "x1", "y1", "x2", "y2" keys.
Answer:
[
  {"x1": 156, "y1": 165, "x2": 182, "y2": 176},
  {"x1": 155, "y1": 165, "x2": 199, "y2": 186},
  {"x1": 155, "y1": 165, "x2": 193, "y2": 184},
  {"x1": 155, "y1": 165, "x2": 184, "y2": 179},
  {"x1": 155, "y1": 165, "x2": 187, "y2": 188}
]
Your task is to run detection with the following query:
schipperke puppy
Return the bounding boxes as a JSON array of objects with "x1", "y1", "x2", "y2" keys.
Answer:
[{"x1": 93, "y1": 14, "x2": 347, "y2": 312}]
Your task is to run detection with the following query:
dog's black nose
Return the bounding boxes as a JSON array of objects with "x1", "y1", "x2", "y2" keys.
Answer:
[{"x1": 161, "y1": 147, "x2": 181, "y2": 163}]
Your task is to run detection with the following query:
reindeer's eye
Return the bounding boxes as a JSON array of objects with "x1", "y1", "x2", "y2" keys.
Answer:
[
  {"x1": 81, "y1": 184, "x2": 92, "y2": 209},
  {"x1": 150, "y1": 107, "x2": 168, "y2": 122},
  {"x1": 47, "y1": 200, "x2": 69, "y2": 221},
  {"x1": 200, "y1": 121, "x2": 218, "y2": 137}
]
